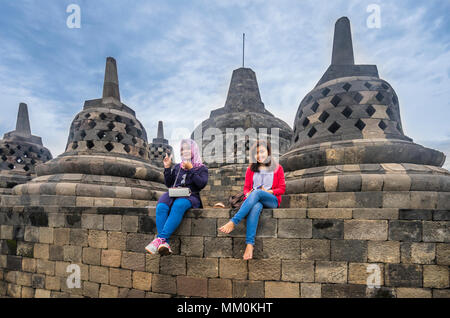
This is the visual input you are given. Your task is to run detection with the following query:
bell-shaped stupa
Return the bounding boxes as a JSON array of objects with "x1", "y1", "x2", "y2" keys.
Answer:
[
  {"x1": 148, "y1": 120, "x2": 173, "y2": 168},
  {"x1": 280, "y1": 16, "x2": 449, "y2": 201},
  {"x1": 5, "y1": 57, "x2": 166, "y2": 207},
  {"x1": 192, "y1": 67, "x2": 293, "y2": 168},
  {"x1": 0, "y1": 103, "x2": 52, "y2": 194}
]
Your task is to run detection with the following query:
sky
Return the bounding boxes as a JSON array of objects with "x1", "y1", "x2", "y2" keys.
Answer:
[{"x1": 0, "y1": 0, "x2": 449, "y2": 168}]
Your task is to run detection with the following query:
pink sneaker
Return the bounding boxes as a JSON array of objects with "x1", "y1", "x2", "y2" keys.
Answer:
[
  {"x1": 158, "y1": 241, "x2": 172, "y2": 256},
  {"x1": 145, "y1": 238, "x2": 163, "y2": 254}
]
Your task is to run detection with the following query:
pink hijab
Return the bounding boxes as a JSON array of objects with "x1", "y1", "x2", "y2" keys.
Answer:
[{"x1": 180, "y1": 138, "x2": 204, "y2": 169}]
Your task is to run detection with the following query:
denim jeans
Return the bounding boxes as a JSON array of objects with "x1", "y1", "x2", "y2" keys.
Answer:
[
  {"x1": 231, "y1": 189, "x2": 278, "y2": 245},
  {"x1": 156, "y1": 198, "x2": 192, "y2": 243}
]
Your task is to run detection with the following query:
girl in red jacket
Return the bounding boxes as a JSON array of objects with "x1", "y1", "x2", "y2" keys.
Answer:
[{"x1": 219, "y1": 140, "x2": 286, "y2": 260}]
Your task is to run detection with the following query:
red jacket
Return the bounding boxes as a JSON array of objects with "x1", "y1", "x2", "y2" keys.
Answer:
[{"x1": 243, "y1": 164, "x2": 286, "y2": 207}]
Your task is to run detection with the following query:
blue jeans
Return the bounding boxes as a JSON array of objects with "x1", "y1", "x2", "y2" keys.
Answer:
[
  {"x1": 156, "y1": 198, "x2": 192, "y2": 243},
  {"x1": 231, "y1": 189, "x2": 278, "y2": 245}
]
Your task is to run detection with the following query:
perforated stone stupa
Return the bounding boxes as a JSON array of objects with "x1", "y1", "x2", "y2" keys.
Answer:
[
  {"x1": 2, "y1": 57, "x2": 165, "y2": 207},
  {"x1": 148, "y1": 121, "x2": 173, "y2": 168},
  {"x1": 0, "y1": 103, "x2": 52, "y2": 195}
]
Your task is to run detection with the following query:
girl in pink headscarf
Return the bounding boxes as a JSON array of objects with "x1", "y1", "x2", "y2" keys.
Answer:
[{"x1": 145, "y1": 139, "x2": 208, "y2": 256}]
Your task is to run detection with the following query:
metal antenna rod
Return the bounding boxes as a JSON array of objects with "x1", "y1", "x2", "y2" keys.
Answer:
[{"x1": 242, "y1": 33, "x2": 245, "y2": 68}]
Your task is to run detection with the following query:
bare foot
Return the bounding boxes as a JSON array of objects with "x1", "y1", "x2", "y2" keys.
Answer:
[
  {"x1": 243, "y1": 244, "x2": 254, "y2": 260},
  {"x1": 218, "y1": 221, "x2": 235, "y2": 234}
]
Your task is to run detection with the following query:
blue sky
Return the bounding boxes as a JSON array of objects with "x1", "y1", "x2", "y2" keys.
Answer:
[{"x1": 0, "y1": 0, "x2": 449, "y2": 168}]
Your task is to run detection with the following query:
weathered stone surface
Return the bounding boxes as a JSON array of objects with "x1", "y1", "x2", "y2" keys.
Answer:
[
  {"x1": 396, "y1": 288, "x2": 431, "y2": 298},
  {"x1": 108, "y1": 231, "x2": 127, "y2": 250},
  {"x1": 208, "y1": 278, "x2": 232, "y2": 298},
  {"x1": 160, "y1": 255, "x2": 186, "y2": 276},
  {"x1": 109, "y1": 268, "x2": 132, "y2": 288},
  {"x1": 331, "y1": 240, "x2": 367, "y2": 262},
  {"x1": 101, "y1": 249, "x2": 122, "y2": 267},
  {"x1": 89, "y1": 265, "x2": 109, "y2": 284},
  {"x1": 177, "y1": 276, "x2": 207, "y2": 297},
  {"x1": 385, "y1": 264, "x2": 422, "y2": 287},
  {"x1": 204, "y1": 237, "x2": 232, "y2": 258},
  {"x1": 321, "y1": 284, "x2": 367, "y2": 298},
  {"x1": 99, "y1": 284, "x2": 119, "y2": 298},
  {"x1": 348, "y1": 262, "x2": 384, "y2": 285},
  {"x1": 388, "y1": 220, "x2": 422, "y2": 242},
  {"x1": 180, "y1": 236, "x2": 204, "y2": 257},
  {"x1": 219, "y1": 259, "x2": 247, "y2": 280},
  {"x1": 436, "y1": 243, "x2": 450, "y2": 265},
  {"x1": 300, "y1": 239, "x2": 330, "y2": 260},
  {"x1": 82, "y1": 247, "x2": 101, "y2": 265},
  {"x1": 248, "y1": 259, "x2": 281, "y2": 281},
  {"x1": 278, "y1": 219, "x2": 312, "y2": 238},
  {"x1": 423, "y1": 265, "x2": 449, "y2": 288},
  {"x1": 300, "y1": 283, "x2": 321, "y2": 298},
  {"x1": 187, "y1": 257, "x2": 218, "y2": 278},
  {"x1": 315, "y1": 261, "x2": 347, "y2": 284},
  {"x1": 262, "y1": 238, "x2": 300, "y2": 259},
  {"x1": 232, "y1": 280, "x2": 264, "y2": 298},
  {"x1": 132, "y1": 271, "x2": 152, "y2": 291},
  {"x1": 265, "y1": 281, "x2": 299, "y2": 298},
  {"x1": 281, "y1": 260, "x2": 314, "y2": 282},
  {"x1": 121, "y1": 251, "x2": 145, "y2": 271},
  {"x1": 422, "y1": 221, "x2": 450, "y2": 242},
  {"x1": 344, "y1": 220, "x2": 387, "y2": 240},
  {"x1": 151, "y1": 274, "x2": 176, "y2": 294},
  {"x1": 312, "y1": 219, "x2": 343, "y2": 239},
  {"x1": 368, "y1": 241, "x2": 400, "y2": 263}
]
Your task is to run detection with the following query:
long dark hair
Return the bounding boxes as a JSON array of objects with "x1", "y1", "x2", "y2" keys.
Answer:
[{"x1": 249, "y1": 140, "x2": 272, "y2": 172}]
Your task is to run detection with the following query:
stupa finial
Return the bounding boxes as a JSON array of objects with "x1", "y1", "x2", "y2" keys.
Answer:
[{"x1": 331, "y1": 17, "x2": 355, "y2": 65}]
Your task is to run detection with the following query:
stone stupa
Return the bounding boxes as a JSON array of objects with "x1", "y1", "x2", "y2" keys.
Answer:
[
  {"x1": 148, "y1": 121, "x2": 173, "y2": 168},
  {"x1": 3, "y1": 57, "x2": 166, "y2": 207},
  {"x1": 192, "y1": 67, "x2": 293, "y2": 206},
  {"x1": 0, "y1": 103, "x2": 52, "y2": 195}
]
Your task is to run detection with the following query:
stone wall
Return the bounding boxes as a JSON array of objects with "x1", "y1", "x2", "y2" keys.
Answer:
[{"x1": 0, "y1": 198, "x2": 448, "y2": 298}]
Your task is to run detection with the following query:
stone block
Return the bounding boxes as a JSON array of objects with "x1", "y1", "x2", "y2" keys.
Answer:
[
  {"x1": 278, "y1": 219, "x2": 312, "y2": 238},
  {"x1": 344, "y1": 220, "x2": 387, "y2": 240},
  {"x1": 265, "y1": 281, "x2": 299, "y2": 298},
  {"x1": 308, "y1": 208, "x2": 352, "y2": 219},
  {"x1": 368, "y1": 241, "x2": 400, "y2": 263},
  {"x1": 300, "y1": 239, "x2": 330, "y2": 260},
  {"x1": 248, "y1": 259, "x2": 281, "y2": 281},
  {"x1": 348, "y1": 263, "x2": 384, "y2": 285},
  {"x1": 281, "y1": 260, "x2": 314, "y2": 282},
  {"x1": 177, "y1": 276, "x2": 208, "y2": 297},
  {"x1": 388, "y1": 220, "x2": 422, "y2": 242},
  {"x1": 315, "y1": 261, "x2": 347, "y2": 284},
  {"x1": 63, "y1": 245, "x2": 82, "y2": 262},
  {"x1": 31, "y1": 274, "x2": 45, "y2": 289},
  {"x1": 69, "y1": 228, "x2": 88, "y2": 246},
  {"x1": 81, "y1": 214, "x2": 103, "y2": 230},
  {"x1": 24, "y1": 226, "x2": 40, "y2": 243},
  {"x1": 22, "y1": 258, "x2": 36, "y2": 273},
  {"x1": 331, "y1": 240, "x2": 367, "y2": 262},
  {"x1": 151, "y1": 274, "x2": 176, "y2": 294},
  {"x1": 49, "y1": 245, "x2": 64, "y2": 261},
  {"x1": 436, "y1": 243, "x2": 450, "y2": 265},
  {"x1": 328, "y1": 192, "x2": 356, "y2": 208},
  {"x1": 399, "y1": 209, "x2": 433, "y2": 220},
  {"x1": 422, "y1": 221, "x2": 450, "y2": 242},
  {"x1": 132, "y1": 271, "x2": 152, "y2": 291},
  {"x1": 101, "y1": 249, "x2": 122, "y2": 267},
  {"x1": 180, "y1": 236, "x2": 204, "y2": 257},
  {"x1": 232, "y1": 280, "x2": 264, "y2": 298},
  {"x1": 82, "y1": 247, "x2": 101, "y2": 265},
  {"x1": 104, "y1": 215, "x2": 122, "y2": 231},
  {"x1": 45, "y1": 276, "x2": 61, "y2": 291},
  {"x1": 16, "y1": 272, "x2": 32, "y2": 287},
  {"x1": 410, "y1": 243, "x2": 435, "y2": 264},
  {"x1": 382, "y1": 192, "x2": 410, "y2": 208},
  {"x1": 219, "y1": 259, "x2": 248, "y2": 280},
  {"x1": 36, "y1": 259, "x2": 55, "y2": 275},
  {"x1": 321, "y1": 284, "x2": 367, "y2": 298},
  {"x1": 262, "y1": 238, "x2": 300, "y2": 259},
  {"x1": 312, "y1": 219, "x2": 344, "y2": 239},
  {"x1": 89, "y1": 265, "x2": 109, "y2": 284},
  {"x1": 99, "y1": 284, "x2": 119, "y2": 298},
  {"x1": 396, "y1": 288, "x2": 431, "y2": 298},
  {"x1": 21, "y1": 286, "x2": 35, "y2": 298},
  {"x1": 352, "y1": 208, "x2": 398, "y2": 220},
  {"x1": 187, "y1": 257, "x2": 218, "y2": 278},
  {"x1": 108, "y1": 231, "x2": 127, "y2": 250},
  {"x1": 208, "y1": 278, "x2": 232, "y2": 298},
  {"x1": 53, "y1": 228, "x2": 70, "y2": 246},
  {"x1": 88, "y1": 230, "x2": 108, "y2": 248},
  {"x1": 34, "y1": 288, "x2": 51, "y2": 298},
  {"x1": 160, "y1": 255, "x2": 186, "y2": 276},
  {"x1": 122, "y1": 215, "x2": 139, "y2": 233},
  {"x1": 83, "y1": 281, "x2": 100, "y2": 298},
  {"x1": 121, "y1": 251, "x2": 145, "y2": 271},
  {"x1": 126, "y1": 233, "x2": 153, "y2": 253},
  {"x1": 191, "y1": 218, "x2": 217, "y2": 236},
  {"x1": 110, "y1": 268, "x2": 132, "y2": 288},
  {"x1": 385, "y1": 264, "x2": 422, "y2": 287},
  {"x1": 300, "y1": 283, "x2": 321, "y2": 298},
  {"x1": 204, "y1": 237, "x2": 232, "y2": 258},
  {"x1": 423, "y1": 265, "x2": 449, "y2": 288},
  {"x1": 145, "y1": 254, "x2": 160, "y2": 273}
]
